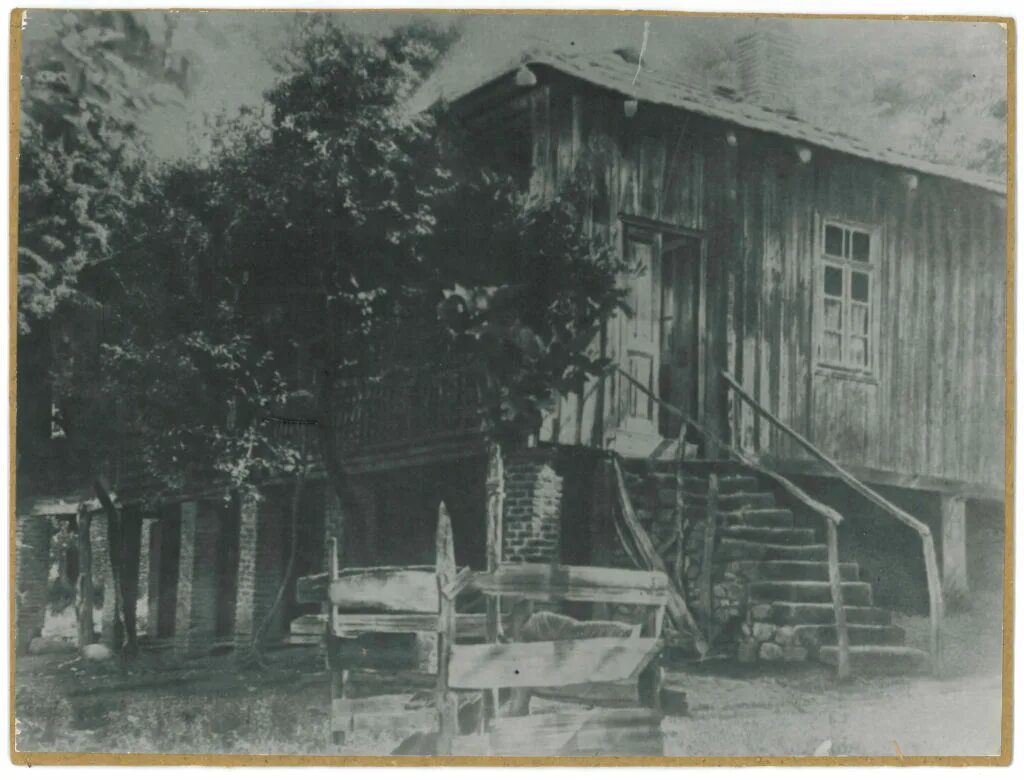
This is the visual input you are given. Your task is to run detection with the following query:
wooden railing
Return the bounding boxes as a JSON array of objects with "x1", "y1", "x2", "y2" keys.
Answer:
[
  {"x1": 721, "y1": 370, "x2": 943, "y2": 677},
  {"x1": 614, "y1": 367, "x2": 853, "y2": 678},
  {"x1": 332, "y1": 364, "x2": 484, "y2": 454}
]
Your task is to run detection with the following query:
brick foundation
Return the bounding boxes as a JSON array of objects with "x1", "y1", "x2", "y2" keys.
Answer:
[
  {"x1": 502, "y1": 448, "x2": 563, "y2": 564},
  {"x1": 173, "y1": 501, "x2": 221, "y2": 653},
  {"x1": 233, "y1": 490, "x2": 289, "y2": 646},
  {"x1": 89, "y1": 513, "x2": 119, "y2": 646},
  {"x1": 136, "y1": 518, "x2": 157, "y2": 636},
  {"x1": 15, "y1": 516, "x2": 52, "y2": 653}
]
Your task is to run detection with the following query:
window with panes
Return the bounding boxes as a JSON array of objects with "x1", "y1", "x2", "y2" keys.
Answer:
[{"x1": 818, "y1": 221, "x2": 875, "y2": 374}]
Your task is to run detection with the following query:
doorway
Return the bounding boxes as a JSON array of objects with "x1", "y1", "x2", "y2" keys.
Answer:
[
  {"x1": 658, "y1": 235, "x2": 701, "y2": 437},
  {"x1": 616, "y1": 220, "x2": 702, "y2": 447}
]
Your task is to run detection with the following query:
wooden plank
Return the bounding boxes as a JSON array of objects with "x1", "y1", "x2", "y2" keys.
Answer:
[
  {"x1": 328, "y1": 632, "x2": 423, "y2": 672},
  {"x1": 331, "y1": 698, "x2": 438, "y2": 736},
  {"x1": 452, "y1": 708, "x2": 662, "y2": 757},
  {"x1": 941, "y1": 495, "x2": 968, "y2": 599},
  {"x1": 332, "y1": 612, "x2": 490, "y2": 638},
  {"x1": 472, "y1": 563, "x2": 669, "y2": 606},
  {"x1": 290, "y1": 613, "x2": 327, "y2": 635},
  {"x1": 328, "y1": 568, "x2": 439, "y2": 613},
  {"x1": 826, "y1": 520, "x2": 851, "y2": 680},
  {"x1": 448, "y1": 637, "x2": 661, "y2": 690},
  {"x1": 702, "y1": 475, "x2": 718, "y2": 642},
  {"x1": 435, "y1": 501, "x2": 458, "y2": 754},
  {"x1": 296, "y1": 572, "x2": 329, "y2": 605},
  {"x1": 610, "y1": 457, "x2": 708, "y2": 652}
]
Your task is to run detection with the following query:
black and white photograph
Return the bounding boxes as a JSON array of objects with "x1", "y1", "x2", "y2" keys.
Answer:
[{"x1": 9, "y1": 7, "x2": 1012, "y2": 762}]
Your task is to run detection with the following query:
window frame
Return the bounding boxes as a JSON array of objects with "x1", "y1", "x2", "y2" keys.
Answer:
[{"x1": 814, "y1": 216, "x2": 880, "y2": 379}]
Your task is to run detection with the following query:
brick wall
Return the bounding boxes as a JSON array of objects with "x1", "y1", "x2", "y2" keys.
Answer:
[
  {"x1": 233, "y1": 489, "x2": 289, "y2": 645},
  {"x1": 15, "y1": 516, "x2": 51, "y2": 653},
  {"x1": 502, "y1": 448, "x2": 564, "y2": 564},
  {"x1": 90, "y1": 513, "x2": 118, "y2": 646},
  {"x1": 173, "y1": 501, "x2": 221, "y2": 653},
  {"x1": 136, "y1": 518, "x2": 156, "y2": 636}
]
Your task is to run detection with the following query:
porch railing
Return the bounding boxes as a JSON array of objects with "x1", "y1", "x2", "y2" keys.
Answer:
[
  {"x1": 721, "y1": 370, "x2": 943, "y2": 677},
  {"x1": 614, "y1": 366, "x2": 854, "y2": 679},
  {"x1": 332, "y1": 364, "x2": 484, "y2": 455}
]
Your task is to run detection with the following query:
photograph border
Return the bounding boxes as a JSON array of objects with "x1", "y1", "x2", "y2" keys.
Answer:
[{"x1": 6, "y1": 6, "x2": 1015, "y2": 767}]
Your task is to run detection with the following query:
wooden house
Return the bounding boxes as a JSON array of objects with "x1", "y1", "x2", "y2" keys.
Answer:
[{"x1": 16, "y1": 34, "x2": 1008, "y2": 671}]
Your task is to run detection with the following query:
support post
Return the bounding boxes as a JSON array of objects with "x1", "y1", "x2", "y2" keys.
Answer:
[
  {"x1": 940, "y1": 495, "x2": 969, "y2": 601},
  {"x1": 483, "y1": 442, "x2": 504, "y2": 725},
  {"x1": 76, "y1": 507, "x2": 94, "y2": 649},
  {"x1": 701, "y1": 475, "x2": 718, "y2": 645},
  {"x1": 435, "y1": 502, "x2": 458, "y2": 755},
  {"x1": 826, "y1": 519, "x2": 851, "y2": 680}
]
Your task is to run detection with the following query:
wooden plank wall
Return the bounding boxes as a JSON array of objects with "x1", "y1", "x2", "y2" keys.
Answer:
[
  {"x1": 730, "y1": 135, "x2": 1006, "y2": 492},
  {"x1": 531, "y1": 77, "x2": 712, "y2": 450},
  {"x1": 524, "y1": 75, "x2": 1006, "y2": 493}
]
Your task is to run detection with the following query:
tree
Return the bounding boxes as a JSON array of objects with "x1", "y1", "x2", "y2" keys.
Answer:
[
  {"x1": 46, "y1": 18, "x2": 628, "y2": 663},
  {"x1": 16, "y1": 10, "x2": 193, "y2": 658}
]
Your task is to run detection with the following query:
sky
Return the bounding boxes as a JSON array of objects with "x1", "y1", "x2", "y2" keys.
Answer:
[{"x1": 19, "y1": 11, "x2": 1008, "y2": 168}]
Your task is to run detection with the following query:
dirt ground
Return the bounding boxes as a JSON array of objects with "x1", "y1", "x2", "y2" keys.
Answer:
[{"x1": 13, "y1": 591, "x2": 1006, "y2": 759}]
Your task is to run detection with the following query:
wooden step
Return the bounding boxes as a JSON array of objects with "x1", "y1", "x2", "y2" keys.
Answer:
[
  {"x1": 748, "y1": 580, "x2": 873, "y2": 606},
  {"x1": 719, "y1": 525, "x2": 816, "y2": 545},
  {"x1": 735, "y1": 560, "x2": 860, "y2": 581},
  {"x1": 791, "y1": 623, "x2": 906, "y2": 651},
  {"x1": 818, "y1": 645, "x2": 929, "y2": 674},
  {"x1": 763, "y1": 602, "x2": 892, "y2": 626},
  {"x1": 655, "y1": 488, "x2": 776, "y2": 510},
  {"x1": 718, "y1": 508, "x2": 795, "y2": 528},
  {"x1": 717, "y1": 539, "x2": 828, "y2": 562}
]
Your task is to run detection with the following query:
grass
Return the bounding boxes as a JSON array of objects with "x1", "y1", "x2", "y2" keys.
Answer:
[{"x1": 13, "y1": 589, "x2": 1006, "y2": 759}]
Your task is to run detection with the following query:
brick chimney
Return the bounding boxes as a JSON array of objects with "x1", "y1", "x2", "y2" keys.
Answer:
[{"x1": 735, "y1": 25, "x2": 798, "y2": 116}]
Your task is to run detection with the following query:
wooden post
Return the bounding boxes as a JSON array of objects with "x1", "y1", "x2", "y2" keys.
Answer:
[
  {"x1": 435, "y1": 502, "x2": 458, "y2": 755},
  {"x1": 701, "y1": 475, "x2": 718, "y2": 646},
  {"x1": 826, "y1": 519, "x2": 851, "y2": 680},
  {"x1": 76, "y1": 506, "x2": 94, "y2": 649},
  {"x1": 483, "y1": 443, "x2": 504, "y2": 726},
  {"x1": 922, "y1": 531, "x2": 945, "y2": 676},
  {"x1": 674, "y1": 424, "x2": 686, "y2": 590},
  {"x1": 940, "y1": 495, "x2": 968, "y2": 601},
  {"x1": 330, "y1": 667, "x2": 349, "y2": 745}
]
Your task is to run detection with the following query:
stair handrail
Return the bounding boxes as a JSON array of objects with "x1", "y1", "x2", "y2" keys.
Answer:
[
  {"x1": 612, "y1": 366, "x2": 851, "y2": 678},
  {"x1": 721, "y1": 369, "x2": 942, "y2": 676}
]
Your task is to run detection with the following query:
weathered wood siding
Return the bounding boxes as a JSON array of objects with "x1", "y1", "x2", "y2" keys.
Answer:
[
  {"x1": 725, "y1": 133, "x2": 1006, "y2": 493},
  {"x1": 522, "y1": 74, "x2": 1005, "y2": 493}
]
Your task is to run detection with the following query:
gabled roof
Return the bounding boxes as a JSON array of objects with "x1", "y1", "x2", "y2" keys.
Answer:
[{"x1": 411, "y1": 46, "x2": 1006, "y2": 195}]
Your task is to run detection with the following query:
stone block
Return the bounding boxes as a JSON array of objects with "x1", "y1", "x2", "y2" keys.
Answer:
[{"x1": 758, "y1": 642, "x2": 783, "y2": 661}]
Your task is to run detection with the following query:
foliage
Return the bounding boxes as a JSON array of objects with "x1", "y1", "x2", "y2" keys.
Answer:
[
  {"x1": 17, "y1": 11, "x2": 190, "y2": 334},
  {"x1": 436, "y1": 173, "x2": 629, "y2": 441}
]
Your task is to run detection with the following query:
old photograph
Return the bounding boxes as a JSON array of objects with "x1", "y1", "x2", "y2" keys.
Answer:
[{"x1": 9, "y1": 8, "x2": 1011, "y2": 762}]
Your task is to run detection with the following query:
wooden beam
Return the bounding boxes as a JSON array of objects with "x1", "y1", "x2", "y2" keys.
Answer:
[
  {"x1": 435, "y1": 501, "x2": 458, "y2": 754},
  {"x1": 760, "y1": 455, "x2": 1002, "y2": 502},
  {"x1": 611, "y1": 458, "x2": 709, "y2": 653},
  {"x1": 331, "y1": 611, "x2": 491, "y2": 639},
  {"x1": 941, "y1": 495, "x2": 969, "y2": 599},
  {"x1": 472, "y1": 563, "x2": 669, "y2": 605},
  {"x1": 451, "y1": 708, "x2": 663, "y2": 757},
  {"x1": 449, "y1": 637, "x2": 661, "y2": 690},
  {"x1": 328, "y1": 569, "x2": 439, "y2": 613}
]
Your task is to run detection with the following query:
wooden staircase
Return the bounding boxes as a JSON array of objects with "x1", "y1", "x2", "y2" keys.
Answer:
[{"x1": 621, "y1": 459, "x2": 930, "y2": 675}]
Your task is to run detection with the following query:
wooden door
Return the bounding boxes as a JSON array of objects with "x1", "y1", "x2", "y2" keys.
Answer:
[
  {"x1": 619, "y1": 226, "x2": 661, "y2": 435},
  {"x1": 658, "y1": 237, "x2": 701, "y2": 437}
]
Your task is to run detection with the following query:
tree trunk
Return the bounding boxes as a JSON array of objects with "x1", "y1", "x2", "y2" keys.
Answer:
[
  {"x1": 75, "y1": 508, "x2": 94, "y2": 648},
  {"x1": 93, "y1": 480, "x2": 138, "y2": 660}
]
